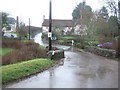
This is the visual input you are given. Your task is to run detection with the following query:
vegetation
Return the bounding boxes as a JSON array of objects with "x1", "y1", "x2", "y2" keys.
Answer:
[
  {"x1": 0, "y1": 12, "x2": 9, "y2": 28},
  {"x1": 57, "y1": 36, "x2": 75, "y2": 45},
  {"x1": 61, "y1": 36, "x2": 75, "y2": 40},
  {"x1": 17, "y1": 22, "x2": 28, "y2": 40},
  {"x1": 71, "y1": 0, "x2": 119, "y2": 50},
  {"x1": 2, "y1": 39, "x2": 47, "y2": 65},
  {"x1": 1, "y1": 58, "x2": 54, "y2": 84},
  {"x1": 0, "y1": 48, "x2": 14, "y2": 56},
  {"x1": 72, "y1": 1, "x2": 92, "y2": 24},
  {"x1": 39, "y1": 45, "x2": 46, "y2": 49}
]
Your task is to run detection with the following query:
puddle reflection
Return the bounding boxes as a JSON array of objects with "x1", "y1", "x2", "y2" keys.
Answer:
[
  {"x1": 49, "y1": 67, "x2": 55, "y2": 77},
  {"x1": 58, "y1": 59, "x2": 64, "y2": 66},
  {"x1": 49, "y1": 59, "x2": 65, "y2": 77}
]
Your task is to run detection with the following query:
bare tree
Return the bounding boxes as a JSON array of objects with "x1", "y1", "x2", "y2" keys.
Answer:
[
  {"x1": 118, "y1": 1, "x2": 120, "y2": 23},
  {"x1": 104, "y1": 0, "x2": 118, "y2": 16},
  {"x1": 18, "y1": 22, "x2": 27, "y2": 39}
]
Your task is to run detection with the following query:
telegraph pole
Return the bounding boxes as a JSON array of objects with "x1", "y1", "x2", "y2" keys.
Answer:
[
  {"x1": 48, "y1": 0, "x2": 52, "y2": 51},
  {"x1": 118, "y1": 1, "x2": 120, "y2": 29},
  {"x1": 29, "y1": 18, "x2": 31, "y2": 40},
  {"x1": 16, "y1": 16, "x2": 19, "y2": 32}
]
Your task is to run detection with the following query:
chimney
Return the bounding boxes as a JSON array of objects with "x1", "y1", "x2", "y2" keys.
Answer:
[{"x1": 43, "y1": 15, "x2": 45, "y2": 21}]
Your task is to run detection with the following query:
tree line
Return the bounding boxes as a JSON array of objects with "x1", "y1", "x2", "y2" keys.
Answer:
[
  {"x1": 0, "y1": 12, "x2": 42, "y2": 39},
  {"x1": 72, "y1": 0, "x2": 119, "y2": 43}
]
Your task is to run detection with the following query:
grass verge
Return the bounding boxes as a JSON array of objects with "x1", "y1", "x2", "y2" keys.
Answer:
[
  {"x1": 0, "y1": 48, "x2": 14, "y2": 56},
  {"x1": 1, "y1": 58, "x2": 54, "y2": 84},
  {"x1": 61, "y1": 36, "x2": 75, "y2": 40},
  {"x1": 39, "y1": 45, "x2": 46, "y2": 49}
]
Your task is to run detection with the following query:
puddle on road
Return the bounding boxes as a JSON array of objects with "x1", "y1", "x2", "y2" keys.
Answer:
[{"x1": 97, "y1": 67, "x2": 113, "y2": 74}]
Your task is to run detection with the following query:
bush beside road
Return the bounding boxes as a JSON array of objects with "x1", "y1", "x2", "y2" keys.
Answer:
[{"x1": 2, "y1": 39, "x2": 47, "y2": 65}]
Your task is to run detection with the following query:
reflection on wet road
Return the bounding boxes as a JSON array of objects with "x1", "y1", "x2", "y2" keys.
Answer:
[{"x1": 5, "y1": 49, "x2": 118, "y2": 88}]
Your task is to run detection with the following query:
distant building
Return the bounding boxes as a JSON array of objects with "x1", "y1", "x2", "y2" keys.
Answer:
[
  {"x1": 2, "y1": 17, "x2": 16, "y2": 32},
  {"x1": 42, "y1": 18, "x2": 73, "y2": 35},
  {"x1": 42, "y1": 16, "x2": 88, "y2": 36}
]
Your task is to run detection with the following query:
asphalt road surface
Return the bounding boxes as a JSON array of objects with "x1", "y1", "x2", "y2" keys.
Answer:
[{"x1": 4, "y1": 48, "x2": 118, "y2": 88}]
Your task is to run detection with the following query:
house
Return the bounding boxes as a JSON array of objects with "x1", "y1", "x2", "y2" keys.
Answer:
[
  {"x1": 2, "y1": 17, "x2": 18, "y2": 38},
  {"x1": 42, "y1": 16, "x2": 88, "y2": 36},
  {"x1": 2, "y1": 17, "x2": 16, "y2": 32},
  {"x1": 42, "y1": 19, "x2": 73, "y2": 35}
]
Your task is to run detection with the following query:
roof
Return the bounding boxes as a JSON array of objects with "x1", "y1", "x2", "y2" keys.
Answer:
[{"x1": 42, "y1": 19, "x2": 73, "y2": 27}]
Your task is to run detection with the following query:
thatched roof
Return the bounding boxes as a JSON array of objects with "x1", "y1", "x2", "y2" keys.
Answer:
[{"x1": 42, "y1": 19, "x2": 73, "y2": 27}]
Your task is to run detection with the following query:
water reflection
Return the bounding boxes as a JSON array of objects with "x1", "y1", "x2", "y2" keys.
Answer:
[
  {"x1": 49, "y1": 59, "x2": 64, "y2": 77},
  {"x1": 71, "y1": 46, "x2": 74, "y2": 52},
  {"x1": 49, "y1": 66, "x2": 55, "y2": 88},
  {"x1": 33, "y1": 33, "x2": 71, "y2": 50},
  {"x1": 96, "y1": 66, "x2": 113, "y2": 79},
  {"x1": 49, "y1": 67, "x2": 55, "y2": 77},
  {"x1": 58, "y1": 59, "x2": 64, "y2": 66},
  {"x1": 33, "y1": 33, "x2": 45, "y2": 46}
]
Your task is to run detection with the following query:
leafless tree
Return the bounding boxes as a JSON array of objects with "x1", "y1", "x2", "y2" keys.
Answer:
[{"x1": 103, "y1": 0, "x2": 118, "y2": 17}]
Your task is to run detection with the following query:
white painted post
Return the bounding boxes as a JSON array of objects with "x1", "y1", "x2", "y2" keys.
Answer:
[{"x1": 72, "y1": 40, "x2": 74, "y2": 46}]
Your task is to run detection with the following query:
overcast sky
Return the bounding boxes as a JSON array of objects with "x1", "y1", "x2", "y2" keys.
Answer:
[{"x1": 0, "y1": 0, "x2": 108, "y2": 27}]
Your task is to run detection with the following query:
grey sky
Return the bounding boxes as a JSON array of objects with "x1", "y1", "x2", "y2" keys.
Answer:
[{"x1": 0, "y1": 0, "x2": 107, "y2": 27}]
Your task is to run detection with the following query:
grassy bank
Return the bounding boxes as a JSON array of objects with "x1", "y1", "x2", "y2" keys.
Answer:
[
  {"x1": 61, "y1": 36, "x2": 75, "y2": 40},
  {"x1": 1, "y1": 58, "x2": 54, "y2": 84},
  {"x1": 0, "y1": 48, "x2": 14, "y2": 56}
]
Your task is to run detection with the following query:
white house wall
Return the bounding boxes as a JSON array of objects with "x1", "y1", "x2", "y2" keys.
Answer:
[
  {"x1": 42, "y1": 26, "x2": 73, "y2": 34},
  {"x1": 42, "y1": 26, "x2": 49, "y2": 33},
  {"x1": 10, "y1": 24, "x2": 16, "y2": 32},
  {"x1": 74, "y1": 25, "x2": 87, "y2": 36}
]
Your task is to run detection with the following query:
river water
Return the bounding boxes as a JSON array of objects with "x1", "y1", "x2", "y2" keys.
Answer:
[{"x1": 33, "y1": 33, "x2": 71, "y2": 50}]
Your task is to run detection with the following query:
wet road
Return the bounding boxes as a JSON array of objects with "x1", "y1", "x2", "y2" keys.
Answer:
[{"x1": 4, "y1": 48, "x2": 118, "y2": 88}]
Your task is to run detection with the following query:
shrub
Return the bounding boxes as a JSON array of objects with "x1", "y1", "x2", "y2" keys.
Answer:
[
  {"x1": 2, "y1": 47, "x2": 47, "y2": 65},
  {"x1": 2, "y1": 39, "x2": 23, "y2": 49},
  {"x1": 58, "y1": 40, "x2": 64, "y2": 44},
  {"x1": 75, "y1": 43, "x2": 85, "y2": 49},
  {"x1": 97, "y1": 42, "x2": 113, "y2": 49},
  {"x1": 2, "y1": 40, "x2": 47, "y2": 65}
]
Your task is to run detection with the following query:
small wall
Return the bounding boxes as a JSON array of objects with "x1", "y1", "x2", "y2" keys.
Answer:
[
  {"x1": 84, "y1": 46, "x2": 117, "y2": 59},
  {"x1": 113, "y1": 36, "x2": 120, "y2": 56},
  {"x1": 47, "y1": 50, "x2": 65, "y2": 60}
]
